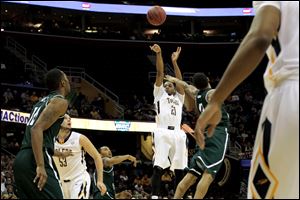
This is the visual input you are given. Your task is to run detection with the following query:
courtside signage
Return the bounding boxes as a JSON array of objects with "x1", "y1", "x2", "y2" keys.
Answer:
[
  {"x1": 1, "y1": 109, "x2": 30, "y2": 124},
  {"x1": 1, "y1": 109, "x2": 156, "y2": 132}
]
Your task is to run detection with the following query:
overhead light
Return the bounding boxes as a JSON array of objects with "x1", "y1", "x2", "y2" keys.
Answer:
[
  {"x1": 26, "y1": 23, "x2": 42, "y2": 28},
  {"x1": 203, "y1": 30, "x2": 216, "y2": 35},
  {"x1": 33, "y1": 23, "x2": 42, "y2": 28},
  {"x1": 85, "y1": 30, "x2": 98, "y2": 33},
  {"x1": 144, "y1": 29, "x2": 160, "y2": 35}
]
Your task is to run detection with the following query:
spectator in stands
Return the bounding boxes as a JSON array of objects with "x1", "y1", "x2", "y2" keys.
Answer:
[
  {"x1": 141, "y1": 174, "x2": 151, "y2": 193},
  {"x1": 30, "y1": 91, "x2": 39, "y2": 103},
  {"x1": 1, "y1": 184, "x2": 17, "y2": 199},
  {"x1": 3, "y1": 88, "x2": 14, "y2": 106},
  {"x1": 69, "y1": 106, "x2": 79, "y2": 117},
  {"x1": 134, "y1": 179, "x2": 143, "y2": 193},
  {"x1": 20, "y1": 90, "x2": 30, "y2": 104},
  {"x1": 92, "y1": 93, "x2": 105, "y2": 113},
  {"x1": 90, "y1": 106, "x2": 102, "y2": 119},
  {"x1": 1, "y1": 173, "x2": 6, "y2": 195}
]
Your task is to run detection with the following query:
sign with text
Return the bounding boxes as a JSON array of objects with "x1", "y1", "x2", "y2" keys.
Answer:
[{"x1": 1, "y1": 109, "x2": 156, "y2": 132}]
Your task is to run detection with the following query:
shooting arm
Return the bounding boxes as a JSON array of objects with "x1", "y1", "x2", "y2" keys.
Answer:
[
  {"x1": 171, "y1": 47, "x2": 184, "y2": 95},
  {"x1": 150, "y1": 44, "x2": 164, "y2": 87}
]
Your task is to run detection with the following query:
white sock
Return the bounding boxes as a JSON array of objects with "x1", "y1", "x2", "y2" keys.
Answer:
[{"x1": 151, "y1": 195, "x2": 159, "y2": 199}]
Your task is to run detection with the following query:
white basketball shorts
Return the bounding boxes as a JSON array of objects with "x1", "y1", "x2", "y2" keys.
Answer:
[
  {"x1": 152, "y1": 127, "x2": 188, "y2": 171},
  {"x1": 61, "y1": 170, "x2": 91, "y2": 199},
  {"x1": 248, "y1": 79, "x2": 299, "y2": 199}
]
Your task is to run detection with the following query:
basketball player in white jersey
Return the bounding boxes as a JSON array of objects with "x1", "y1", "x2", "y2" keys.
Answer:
[
  {"x1": 53, "y1": 114, "x2": 107, "y2": 199},
  {"x1": 195, "y1": 1, "x2": 299, "y2": 199},
  {"x1": 149, "y1": 44, "x2": 188, "y2": 199}
]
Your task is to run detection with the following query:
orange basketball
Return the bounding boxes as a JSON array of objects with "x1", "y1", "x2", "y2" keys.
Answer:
[{"x1": 147, "y1": 6, "x2": 166, "y2": 26}]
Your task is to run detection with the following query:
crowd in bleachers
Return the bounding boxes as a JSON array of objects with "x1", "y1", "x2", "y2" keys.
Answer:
[{"x1": 1, "y1": 153, "x2": 18, "y2": 199}]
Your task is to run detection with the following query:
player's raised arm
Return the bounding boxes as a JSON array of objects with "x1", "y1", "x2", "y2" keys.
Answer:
[
  {"x1": 171, "y1": 47, "x2": 184, "y2": 95},
  {"x1": 79, "y1": 135, "x2": 107, "y2": 195},
  {"x1": 31, "y1": 97, "x2": 68, "y2": 191},
  {"x1": 150, "y1": 44, "x2": 164, "y2": 87}
]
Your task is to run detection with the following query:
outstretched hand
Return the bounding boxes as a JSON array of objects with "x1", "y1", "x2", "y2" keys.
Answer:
[
  {"x1": 194, "y1": 102, "x2": 222, "y2": 149},
  {"x1": 33, "y1": 166, "x2": 47, "y2": 191},
  {"x1": 128, "y1": 155, "x2": 137, "y2": 167},
  {"x1": 149, "y1": 44, "x2": 161, "y2": 54},
  {"x1": 171, "y1": 47, "x2": 181, "y2": 62},
  {"x1": 97, "y1": 181, "x2": 107, "y2": 196}
]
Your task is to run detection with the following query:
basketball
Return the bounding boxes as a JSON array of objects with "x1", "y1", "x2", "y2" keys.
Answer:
[{"x1": 147, "y1": 6, "x2": 166, "y2": 26}]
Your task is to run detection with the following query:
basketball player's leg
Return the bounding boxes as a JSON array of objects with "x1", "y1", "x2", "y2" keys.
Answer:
[
  {"x1": 174, "y1": 145, "x2": 204, "y2": 199},
  {"x1": 13, "y1": 149, "x2": 64, "y2": 199},
  {"x1": 61, "y1": 181, "x2": 71, "y2": 199},
  {"x1": 171, "y1": 130, "x2": 188, "y2": 188},
  {"x1": 192, "y1": 131, "x2": 226, "y2": 199},
  {"x1": 151, "y1": 129, "x2": 172, "y2": 198},
  {"x1": 269, "y1": 81, "x2": 299, "y2": 198},
  {"x1": 248, "y1": 81, "x2": 299, "y2": 198},
  {"x1": 174, "y1": 172, "x2": 197, "y2": 198},
  {"x1": 151, "y1": 165, "x2": 164, "y2": 199},
  {"x1": 70, "y1": 171, "x2": 91, "y2": 199},
  {"x1": 193, "y1": 170, "x2": 214, "y2": 199}
]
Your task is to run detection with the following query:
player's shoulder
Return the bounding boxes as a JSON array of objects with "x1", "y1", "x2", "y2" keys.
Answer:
[{"x1": 68, "y1": 131, "x2": 82, "y2": 141}]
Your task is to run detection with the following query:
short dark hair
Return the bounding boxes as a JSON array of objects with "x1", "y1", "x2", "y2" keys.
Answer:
[
  {"x1": 192, "y1": 73, "x2": 209, "y2": 90},
  {"x1": 45, "y1": 68, "x2": 64, "y2": 91}
]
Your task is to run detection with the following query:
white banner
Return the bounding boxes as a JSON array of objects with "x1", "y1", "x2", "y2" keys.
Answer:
[
  {"x1": 1, "y1": 109, "x2": 156, "y2": 132},
  {"x1": 1, "y1": 109, "x2": 30, "y2": 124}
]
